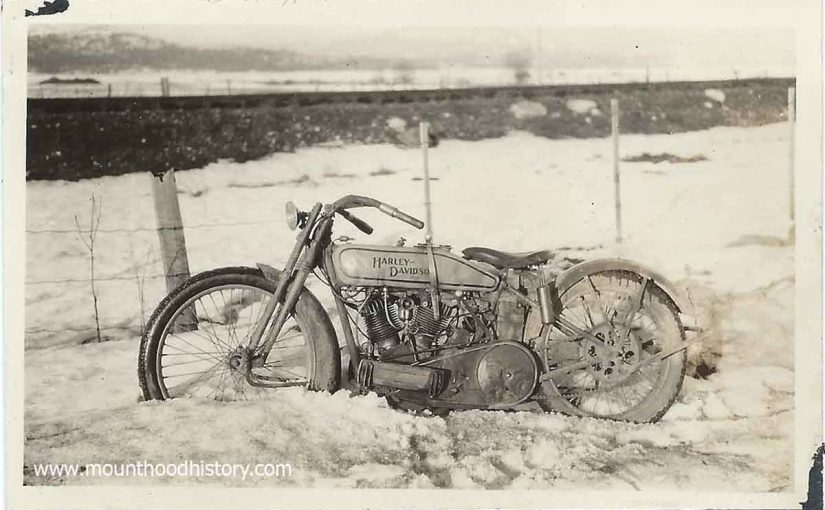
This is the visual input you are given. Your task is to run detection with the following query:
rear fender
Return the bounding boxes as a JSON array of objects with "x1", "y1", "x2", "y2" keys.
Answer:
[{"x1": 554, "y1": 258, "x2": 692, "y2": 315}]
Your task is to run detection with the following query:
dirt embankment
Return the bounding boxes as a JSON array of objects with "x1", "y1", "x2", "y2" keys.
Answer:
[{"x1": 26, "y1": 79, "x2": 792, "y2": 180}]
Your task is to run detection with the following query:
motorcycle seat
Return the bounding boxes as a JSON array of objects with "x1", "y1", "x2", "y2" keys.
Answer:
[{"x1": 462, "y1": 247, "x2": 553, "y2": 269}]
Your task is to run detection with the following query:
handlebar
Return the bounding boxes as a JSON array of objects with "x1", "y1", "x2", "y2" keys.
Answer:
[
  {"x1": 337, "y1": 209, "x2": 374, "y2": 235},
  {"x1": 331, "y1": 195, "x2": 424, "y2": 232},
  {"x1": 377, "y1": 204, "x2": 426, "y2": 230}
]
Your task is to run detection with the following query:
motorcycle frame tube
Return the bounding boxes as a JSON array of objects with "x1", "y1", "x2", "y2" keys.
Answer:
[
  {"x1": 319, "y1": 242, "x2": 362, "y2": 371},
  {"x1": 257, "y1": 214, "x2": 333, "y2": 358},
  {"x1": 333, "y1": 294, "x2": 361, "y2": 372},
  {"x1": 247, "y1": 202, "x2": 322, "y2": 355}
]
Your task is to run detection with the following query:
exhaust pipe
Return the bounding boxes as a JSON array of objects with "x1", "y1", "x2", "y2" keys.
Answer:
[{"x1": 357, "y1": 360, "x2": 446, "y2": 398}]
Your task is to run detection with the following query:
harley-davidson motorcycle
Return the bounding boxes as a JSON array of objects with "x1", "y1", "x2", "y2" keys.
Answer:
[{"x1": 138, "y1": 195, "x2": 694, "y2": 423}]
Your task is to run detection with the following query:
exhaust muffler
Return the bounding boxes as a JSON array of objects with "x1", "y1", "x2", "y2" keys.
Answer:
[{"x1": 357, "y1": 360, "x2": 446, "y2": 398}]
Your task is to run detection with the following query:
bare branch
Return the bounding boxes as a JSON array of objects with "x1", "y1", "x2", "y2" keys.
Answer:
[
  {"x1": 74, "y1": 213, "x2": 91, "y2": 250},
  {"x1": 75, "y1": 193, "x2": 104, "y2": 344}
]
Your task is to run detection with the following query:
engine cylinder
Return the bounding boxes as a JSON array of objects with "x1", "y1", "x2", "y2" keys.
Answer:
[
  {"x1": 415, "y1": 302, "x2": 451, "y2": 344},
  {"x1": 361, "y1": 299, "x2": 399, "y2": 351}
]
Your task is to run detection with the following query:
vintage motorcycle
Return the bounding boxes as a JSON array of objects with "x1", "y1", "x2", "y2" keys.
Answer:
[{"x1": 138, "y1": 195, "x2": 693, "y2": 423}]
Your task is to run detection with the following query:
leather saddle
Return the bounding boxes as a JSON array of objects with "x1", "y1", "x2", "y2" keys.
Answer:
[{"x1": 462, "y1": 247, "x2": 553, "y2": 269}]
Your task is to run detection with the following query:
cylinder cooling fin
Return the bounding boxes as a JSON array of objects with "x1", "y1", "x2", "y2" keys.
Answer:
[
  {"x1": 419, "y1": 302, "x2": 453, "y2": 338},
  {"x1": 361, "y1": 298, "x2": 399, "y2": 351},
  {"x1": 359, "y1": 292, "x2": 455, "y2": 353}
]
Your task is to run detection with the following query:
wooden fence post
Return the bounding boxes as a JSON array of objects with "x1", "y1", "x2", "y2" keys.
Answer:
[
  {"x1": 611, "y1": 98, "x2": 623, "y2": 245},
  {"x1": 787, "y1": 86, "x2": 795, "y2": 243},
  {"x1": 151, "y1": 169, "x2": 192, "y2": 293}
]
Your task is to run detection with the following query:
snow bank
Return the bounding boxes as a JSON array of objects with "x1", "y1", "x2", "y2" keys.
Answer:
[{"x1": 25, "y1": 275, "x2": 793, "y2": 489}]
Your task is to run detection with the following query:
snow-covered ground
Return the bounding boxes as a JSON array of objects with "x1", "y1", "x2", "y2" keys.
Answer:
[{"x1": 25, "y1": 123, "x2": 794, "y2": 489}]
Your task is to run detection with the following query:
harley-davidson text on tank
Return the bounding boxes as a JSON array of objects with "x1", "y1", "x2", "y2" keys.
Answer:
[
  {"x1": 372, "y1": 255, "x2": 428, "y2": 277},
  {"x1": 329, "y1": 244, "x2": 500, "y2": 291}
]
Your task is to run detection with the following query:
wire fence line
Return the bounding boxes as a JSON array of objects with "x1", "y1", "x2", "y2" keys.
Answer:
[
  {"x1": 26, "y1": 324, "x2": 143, "y2": 335},
  {"x1": 24, "y1": 199, "x2": 425, "y2": 337},
  {"x1": 28, "y1": 67, "x2": 794, "y2": 100},
  {"x1": 26, "y1": 194, "x2": 427, "y2": 289},
  {"x1": 26, "y1": 218, "x2": 280, "y2": 235},
  {"x1": 27, "y1": 272, "x2": 192, "y2": 286},
  {"x1": 25, "y1": 199, "x2": 425, "y2": 236},
  {"x1": 25, "y1": 217, "x2": 285, "y2": 290}
]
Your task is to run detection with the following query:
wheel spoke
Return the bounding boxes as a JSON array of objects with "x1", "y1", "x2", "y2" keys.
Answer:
[
  {"x1": 165, "y1": 334, "x2": 226, "y2": 363},
  {"x1": 239, "y1": 293, "x2": 270, "y2": 345},
  {"x1": 206, "y1": 364, "x2": 231, "y2": 401},
  {"x1": 538, "y1": 273, "x2": 683, "y2": 419},
  {"x1": 207, "y1": 291, "x2": 236, "y2": 348},
  {"x1": 155, "y1": 279, "x2": 313, "y2": 401},
  {"x1": 191, "y1": 299, "x2": 236, "y2": 352},
  {"x1": 164, "y1": 361, "x2": 225, "y2": 395},
  {"x1": 264, "y1": 348, "x2": 306, "y2": 366},
  {"x1": 580, "y1": 297, "x2": 595, "y2": 328},
  {"x1": 222, "y1": 289, "x2": 242, "y2": 348},
  {"x1": 264, "y1": 366, "x2": 305, "y2": 380}
]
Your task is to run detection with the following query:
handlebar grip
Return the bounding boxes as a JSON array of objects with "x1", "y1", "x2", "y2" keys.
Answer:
[
  {"x1": 338, "y1": 210, "x2": 374, "y2": 235},
  {"x1": 378, "y1": 204, "x2": 425, "y2": 230}
]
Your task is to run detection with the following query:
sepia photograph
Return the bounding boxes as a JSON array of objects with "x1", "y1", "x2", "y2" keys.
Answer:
[{"x1": 4, "y1": 1, "x2": 822, "y2": 508}]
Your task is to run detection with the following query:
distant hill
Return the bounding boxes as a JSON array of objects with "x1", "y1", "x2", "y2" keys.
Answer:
[
  {"x1": 28, "y1": 26, "x2": 794, "y2": 77},
  {"x1": 28, "y1": 31, "x2": 395, "y2": 73}
]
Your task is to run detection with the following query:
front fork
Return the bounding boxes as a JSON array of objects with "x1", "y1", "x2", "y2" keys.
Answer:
[{"x1": 245, "y1": 203, "x2": 328, "y2": 364}]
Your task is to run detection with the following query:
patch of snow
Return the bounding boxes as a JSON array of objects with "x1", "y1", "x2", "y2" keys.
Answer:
[
  {"x1": 509, "y1": 100, "x2": 547, "y2": 120},
  {"x1": 705, "y1": 88, "x2": 727, "y2": 103},
  {"x1": 566, "y1": 99, "x2": 598, "y2": 114},
  {"x1": 385, "y1": 116, "x2": 407, "y2": 132}
]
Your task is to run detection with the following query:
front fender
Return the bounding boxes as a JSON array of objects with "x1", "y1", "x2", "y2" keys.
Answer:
[
  {"x1": 255, "y1": 263, "x2": 342, "y2": 392},
  {"x1": 555, "y1": 258, "x2": 691, "y2": 314},
  {"x1": 256, "y1": 263, "x2": 282, "y2": 281}
]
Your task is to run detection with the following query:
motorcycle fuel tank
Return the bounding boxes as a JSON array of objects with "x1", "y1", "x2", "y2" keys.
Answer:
[{"x1": 329, "y1": 244, "x2": 500, "y2": 291}]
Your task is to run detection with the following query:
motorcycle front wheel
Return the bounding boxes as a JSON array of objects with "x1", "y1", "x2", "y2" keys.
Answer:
[
  {"x1": 536, "y1": 270, "x2": 686, "y2": 423},
  {"x1": 138, "y1": 267, "x2": 340, "y2": 401}
]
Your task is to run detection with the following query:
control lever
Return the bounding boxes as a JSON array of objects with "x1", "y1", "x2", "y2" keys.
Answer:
[{"x1": 338, "y1": 209, "x2": 374, "y2": 235}]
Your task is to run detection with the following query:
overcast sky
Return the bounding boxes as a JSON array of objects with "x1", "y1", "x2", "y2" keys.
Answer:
[{"x1": 31, "y1": 24, "x2": 794, "y2": 71}]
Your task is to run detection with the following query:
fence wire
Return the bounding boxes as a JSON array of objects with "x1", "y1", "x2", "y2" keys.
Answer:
[
  {"x1": 25, "y1": 218, "x2": 283, "y2": 286},
  {"x1": 26, "y1": 325, "x2": 142, "y2": 335},
  {"x1": 26, "y1": 218, "x2": 279, "y2": 235}
]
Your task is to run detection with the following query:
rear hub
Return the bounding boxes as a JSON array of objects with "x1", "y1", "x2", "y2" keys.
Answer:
[{"x1": 585, "y1": 323, "x2": 641, "y2": 385}]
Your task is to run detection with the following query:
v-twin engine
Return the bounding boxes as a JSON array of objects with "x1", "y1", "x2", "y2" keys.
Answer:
[{"x1": 360, "y1": 292, "x2": 452, "y2": 356}]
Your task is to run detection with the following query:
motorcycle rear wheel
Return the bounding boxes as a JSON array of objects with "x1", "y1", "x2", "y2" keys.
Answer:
[
  {"x1": 138, "y1": 267, "x2": 340, "y2": 401},
  {"x1": 536, "y1": 270, "x2": 686, "y2": 423}
]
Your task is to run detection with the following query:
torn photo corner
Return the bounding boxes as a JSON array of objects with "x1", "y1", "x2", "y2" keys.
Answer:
[{"x1": 3, "y1": 1, "x2": 822, "y2": 509}]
